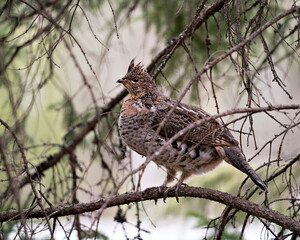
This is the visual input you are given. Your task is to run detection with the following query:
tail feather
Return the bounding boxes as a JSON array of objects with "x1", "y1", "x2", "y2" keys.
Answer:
[{"x1": 219, "y1": 146, "x2": 268, "y2": 192}]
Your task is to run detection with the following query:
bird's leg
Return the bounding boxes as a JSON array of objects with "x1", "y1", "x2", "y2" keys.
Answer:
[
  {"x1": 163, "y1": 172, "x2": 189, "y2": 203},
  {"x1": 158, "y1": 169, "x2": 176, "y2": 195}
]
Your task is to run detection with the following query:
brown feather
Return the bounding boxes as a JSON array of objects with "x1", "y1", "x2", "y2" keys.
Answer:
[
  {"x1": 117, "y1": 59, "x2": 267, "y2": 193},
  {"x1": 151, "y1": 98, "x2": 238, "y2": 147}
]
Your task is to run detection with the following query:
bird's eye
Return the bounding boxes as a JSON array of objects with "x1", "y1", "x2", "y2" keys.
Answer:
[{"x1": 132, "y1": 78, "x2": 138, "y2": 82}]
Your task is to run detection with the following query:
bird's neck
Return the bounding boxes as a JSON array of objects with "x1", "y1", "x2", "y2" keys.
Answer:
[{"x1": 133, "y1": 90, "x2": 159, "y2": 101}]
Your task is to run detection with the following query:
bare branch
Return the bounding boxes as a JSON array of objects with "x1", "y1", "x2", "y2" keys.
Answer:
[{"x1": 0, "y1": 187, "x2": 299, "y2": 234}]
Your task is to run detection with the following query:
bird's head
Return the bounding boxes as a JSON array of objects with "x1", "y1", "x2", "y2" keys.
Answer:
[{"x1": 117, "y1": 59, "x2": 158, "y2": 98}]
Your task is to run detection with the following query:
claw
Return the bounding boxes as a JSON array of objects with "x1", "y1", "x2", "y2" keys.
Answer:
[
  {"x1": 174, "y1": 183, "x2": 181, "y2": 203},
  {"x1": 163, "y1": 187, "x2": 172, "y2": 202},
  {"x1": 158, "y1": 185, "x2": 167, "y2": 203},
  {"x1": 159, "y1": 171, "x2": 188, "y2": 202},
  {"x1": 158, "y1": 185, "x2": 166, "y2": 195},
  {"x1": 162, "y1": 182, "x2": 187, "y2": 203}
]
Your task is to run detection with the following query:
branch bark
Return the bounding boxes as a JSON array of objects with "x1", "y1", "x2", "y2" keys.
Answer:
[
  {"x1": 147, "y1": 0, "x2": 229, "y2": 73},
  {"x1": 0, "y1": 89, "x2": 126, "y2": 199},
  {"x1": 1, "y1": 187, "x2": 299, "y2": 234}
]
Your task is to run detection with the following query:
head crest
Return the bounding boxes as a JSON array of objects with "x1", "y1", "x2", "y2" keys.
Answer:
[{"x1": 127, "y1": 59, "x2": 147, "y2": 76}]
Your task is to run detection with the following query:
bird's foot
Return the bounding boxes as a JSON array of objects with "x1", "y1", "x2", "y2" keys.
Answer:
[
  {"x1": 158, "y1": 185, "x2": 167, "y2": 195},
  {"x1": 161, "y1": 182, "x2": 187, "y2": 203}
]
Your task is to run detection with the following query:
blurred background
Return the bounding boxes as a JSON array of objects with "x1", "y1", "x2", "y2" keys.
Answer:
[{"x1": 0, "y1": 0, "x2": 299, "y2": 239}]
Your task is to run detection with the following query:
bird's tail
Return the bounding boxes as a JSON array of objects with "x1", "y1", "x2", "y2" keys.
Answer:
[{"x1": 216, "y1": 146, "x2": 268, "y2": 192}]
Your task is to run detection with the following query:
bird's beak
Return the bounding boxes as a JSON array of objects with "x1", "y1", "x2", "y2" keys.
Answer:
[{"x1": 117, "y1": 78, "x2": 123, "y2": 83}]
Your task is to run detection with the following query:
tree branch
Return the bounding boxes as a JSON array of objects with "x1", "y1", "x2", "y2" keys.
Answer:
[
  {"x1": 1, "y1": 187, "x2": 299, "y2": 234},
  {"x1": 0, "y1": 89, "x2": 126, "y2": 199},
  {"x1": 147, "y1": 0, "x2": 229, "y2": 73}
]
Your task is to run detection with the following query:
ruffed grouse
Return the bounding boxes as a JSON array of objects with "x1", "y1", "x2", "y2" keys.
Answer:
[{"x1": 117, "y1": 59, "x2": 267, "y2": 201}]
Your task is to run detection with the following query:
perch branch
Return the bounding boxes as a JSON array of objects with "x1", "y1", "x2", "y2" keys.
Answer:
[{"x1": 0, "y1": 187, "x2": 299, "y2": 234}]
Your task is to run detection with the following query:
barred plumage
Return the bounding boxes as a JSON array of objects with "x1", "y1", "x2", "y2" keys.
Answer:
[{"x1": 117, "y1": 59, "x2": 267, "y2": 201}]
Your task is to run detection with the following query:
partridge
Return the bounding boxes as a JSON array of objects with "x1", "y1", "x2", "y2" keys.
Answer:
[{"x1": 117, "y1": 59, "x2": 267, "y2": 201}]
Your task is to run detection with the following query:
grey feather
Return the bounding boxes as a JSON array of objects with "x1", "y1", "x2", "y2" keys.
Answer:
[{"x1": 223, "y1": 146, "x2": 268, "y2": 191}]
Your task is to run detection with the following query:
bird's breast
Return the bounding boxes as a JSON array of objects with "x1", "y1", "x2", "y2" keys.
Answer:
[
  {"x1": 121, "y1": 98, "x2": 155, "y2": 117},
  {"x1": 118, "y1": 99, "x2": 156, "y2": 156}
]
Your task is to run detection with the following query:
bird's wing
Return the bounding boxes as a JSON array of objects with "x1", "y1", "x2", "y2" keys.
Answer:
[
  {"x1": 151, "y1": 97, "x2": 268, "y2": 191},
  {"x1": 151, "y1": 97, "x2": 238, "y2": 146}
]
